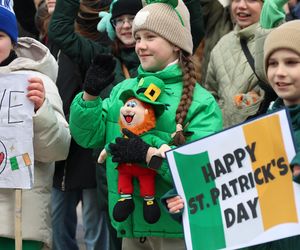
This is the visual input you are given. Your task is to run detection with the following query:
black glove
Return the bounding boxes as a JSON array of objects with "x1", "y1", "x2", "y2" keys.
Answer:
[
  {"x1": 109, "y1": 128, "x2": 150, "y2": 163},
  {"x1": 83, "y1": 54, "x2": 116, "y2": 96}
]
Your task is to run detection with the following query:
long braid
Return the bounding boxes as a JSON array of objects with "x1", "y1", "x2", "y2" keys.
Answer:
[{"x1": 173, "y1": 51, "x2": 197, "y2": 146}]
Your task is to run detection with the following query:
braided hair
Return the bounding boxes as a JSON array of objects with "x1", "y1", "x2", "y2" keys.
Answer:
[{"x1": 172, "y1": 50, "x2": 197, "y2": 146}]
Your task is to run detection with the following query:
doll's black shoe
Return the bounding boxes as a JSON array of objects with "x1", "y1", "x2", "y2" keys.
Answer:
[
  {"x1": 143, "y1": 198, "x2": 161, "y2": 224},
  {"x1": 293, "y1": 174, "x2": 300, "y2": 184},
  {"x1": 113, "y1": 198, "x2": 135, "y2": 222}
]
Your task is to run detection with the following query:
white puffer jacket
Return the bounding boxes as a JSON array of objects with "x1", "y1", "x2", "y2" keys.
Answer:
[{"x1": 0, "y1": 37, "x2": 71, "y2": 248}]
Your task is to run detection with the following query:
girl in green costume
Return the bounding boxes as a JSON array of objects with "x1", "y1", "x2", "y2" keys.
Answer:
[{"x1": 69, "y1": 0, "x2": 222, "y2": 249}]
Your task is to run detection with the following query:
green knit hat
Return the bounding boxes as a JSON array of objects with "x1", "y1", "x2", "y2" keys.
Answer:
[
  {"x1": 132, "y1": 0, "x2": 193, "y2": 55},
  {"x1": 264, "y1": 20, "x2": 300, "y2": 78},
  {"x1": 119, "y1": 76, "x2": 166, "y2": 116}
]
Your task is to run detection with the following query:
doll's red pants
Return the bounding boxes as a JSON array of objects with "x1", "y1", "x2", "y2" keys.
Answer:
[{"x1": 117, "y1": 163, "x2": 156, "y2": 197}]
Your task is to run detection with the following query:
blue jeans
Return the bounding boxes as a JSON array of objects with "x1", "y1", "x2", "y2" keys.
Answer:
[{"x1": 52, "y1": 187, "x2": 109, "y2": 250}]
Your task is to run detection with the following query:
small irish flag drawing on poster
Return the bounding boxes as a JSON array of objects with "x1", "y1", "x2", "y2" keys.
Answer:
[{"x1": 10, "y1": 153, "x2": 33, "y2": 187}]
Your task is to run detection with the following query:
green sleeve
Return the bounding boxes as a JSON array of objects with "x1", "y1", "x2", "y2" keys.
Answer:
[
  {"x1": 69, "y1": 93, "x2": 106, "y2": 148},
  {"x1": 260, "y1": 0, "x2": 288, "y2": 29},
  {"x1": 161, "y1": 188, "x2": 183, "y2": 223},
  {"x1": 143, "y1": 133, "x2": 168, "y2": 148},
  {"x1": 69, "y1": 81, "x2": 125, "y2": 149},
  {"x1": 48, "y1": 0, "x2": 109, "y2": 70}
]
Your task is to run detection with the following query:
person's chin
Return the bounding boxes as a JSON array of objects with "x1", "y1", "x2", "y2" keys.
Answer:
[
  {"x1": 121, "y1": 38, "x2": 135, "y2": 48},
  {"x1": 141, "y1": 65, "x2": 158, "y2": 72}
]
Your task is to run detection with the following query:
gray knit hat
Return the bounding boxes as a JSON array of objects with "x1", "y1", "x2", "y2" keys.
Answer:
[
  {"x1": 264, "y1": 20, "x2": 300, "y2": 77},
  {"x1": 132, "y1": 0, "x2": 193, "y2": 55}
]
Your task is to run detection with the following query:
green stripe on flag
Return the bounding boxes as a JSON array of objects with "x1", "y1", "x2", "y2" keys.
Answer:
[
  {"x1": 10, "y1": 156, "x2": 19, "y2": 171},
  {"x1": 174, "y1": 151, "x2": 226, "y2": 250}
]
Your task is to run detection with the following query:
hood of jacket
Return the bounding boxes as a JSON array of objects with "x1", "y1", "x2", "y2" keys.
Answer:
[{"x1": 1, "y1": 37, "x2": 58, "y2": 82}]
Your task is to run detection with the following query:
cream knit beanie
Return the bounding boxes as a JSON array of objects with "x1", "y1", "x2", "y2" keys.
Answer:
[
  {"x1": 264, "y1": 20, "x2": 300, "y2": 76},
  {"x1": 132, "y1": 0, "x2": 193, "y2": 55}
]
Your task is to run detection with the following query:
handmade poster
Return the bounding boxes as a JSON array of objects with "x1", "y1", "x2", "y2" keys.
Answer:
[
  {"x1": 166, "y1": 109, "x2": 300, "y2": 250},
  {"x1": 0, "y1": 74, "x2": 34, "y2": 189}
]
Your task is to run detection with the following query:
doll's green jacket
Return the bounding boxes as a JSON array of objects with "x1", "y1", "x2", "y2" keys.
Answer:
[{"x1": 69, "y1": 64, "x2": 223, "y2": 238}]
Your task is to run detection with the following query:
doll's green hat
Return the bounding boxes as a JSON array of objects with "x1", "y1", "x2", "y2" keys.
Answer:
[{"x1": 119, "y1": 76, "x2": 166, "y2": 116}]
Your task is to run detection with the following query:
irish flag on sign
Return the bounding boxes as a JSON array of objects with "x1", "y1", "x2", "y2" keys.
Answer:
[{"x1": 166, "y1": 109, "x2": 300, "y2": 250}]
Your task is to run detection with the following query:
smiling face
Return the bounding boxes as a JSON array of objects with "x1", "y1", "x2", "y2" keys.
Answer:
[
  {"x1": 267, "y1": 49, "x2": 300, "y2": 106},
  {"x1": 231, "y1": 0, "x2": 263, "y2": 29},
  {"x1": 134, "y1": 30, "x2": 179, "y2": 72},
  {"x1": 114, "y1": 14, "x2": 136, "y2": 48},
  {"x1": 120, "y1": 98, "x2": 147, "y2": 127}
]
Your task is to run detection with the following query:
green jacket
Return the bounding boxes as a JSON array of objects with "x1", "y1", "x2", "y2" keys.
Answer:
[{"x1": 69, "y1": 64, "x2": 222, "y2": 238}]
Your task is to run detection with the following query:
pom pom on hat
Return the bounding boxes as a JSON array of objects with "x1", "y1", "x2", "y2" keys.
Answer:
[{"x1": 0, "y1": 0, "x2": 18, "y2": 43}]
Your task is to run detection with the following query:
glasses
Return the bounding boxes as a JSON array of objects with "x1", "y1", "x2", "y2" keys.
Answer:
[{"x1": 111, "y1": 15, "x2": 135, "y2": 28}]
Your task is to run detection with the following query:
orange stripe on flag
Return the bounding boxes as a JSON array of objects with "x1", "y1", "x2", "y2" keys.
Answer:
[
  {"x1": 22, "y1": 153, "x2": 31, "y2": 166},
  {"x1": 243, "y1": 114, "x2": 297, "y2": 230}
]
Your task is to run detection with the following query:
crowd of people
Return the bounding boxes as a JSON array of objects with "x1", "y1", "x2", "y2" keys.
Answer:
[{"x1": 0, "y1": 0, "x2": 300, "y2": 249}]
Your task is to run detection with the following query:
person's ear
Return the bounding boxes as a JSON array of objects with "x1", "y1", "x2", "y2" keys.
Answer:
[
  {"x1": 12, "y1": 42, "x2": 17, "y2": 51},
  {"x1": 144, "y1": 109, "x2": 149, "y2": 115},
  {"x1": 173, "y1": 46, "x2": 180, "y2": 52}
]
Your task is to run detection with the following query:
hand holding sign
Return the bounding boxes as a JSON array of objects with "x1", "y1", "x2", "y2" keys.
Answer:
[
  {"x1": 167, "y1": 195, "x2": 184, "y2": 214},
  {"x1": 27, "y1": 77, "x2": 45, "y2": 112},
  {"x1": 293, "y1": 165, "x2": 300, "y2": 184}
]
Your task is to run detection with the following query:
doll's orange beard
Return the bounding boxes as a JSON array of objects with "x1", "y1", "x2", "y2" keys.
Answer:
[{"x1": 119, "y1": 104, "x2": 156, "y2": 136}]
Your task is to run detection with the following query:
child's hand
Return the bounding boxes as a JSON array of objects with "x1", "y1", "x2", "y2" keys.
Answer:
[
  {"x1": 158, "y1": 144, "x2": 171, "y2": 158},
  {"x1": 98, "y1": 149, "x2": 108, "y2": 164},
  {"x1": 292, "y1": 165, "x2": 300, "y2": 184},
  {"x1": 293, "y1": 165, "x2": 300, "y2": 177},
  {"x1": 27, "y1": 77, "x2": 45, "y2": 112},
  {"x1": 83, "y1": 54, "x2": 116, "y2": 96},
  {"x1": 167, "y1": 195, "x2": 184, "y2": 213}
]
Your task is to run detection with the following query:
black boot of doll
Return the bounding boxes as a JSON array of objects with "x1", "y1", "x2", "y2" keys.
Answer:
[
  {"x1": 143, "y1": 197, "x2": 161, "y2": 224},
  {"x1": 113, "y1": 197, "x2": 135, "y2": 222}
]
